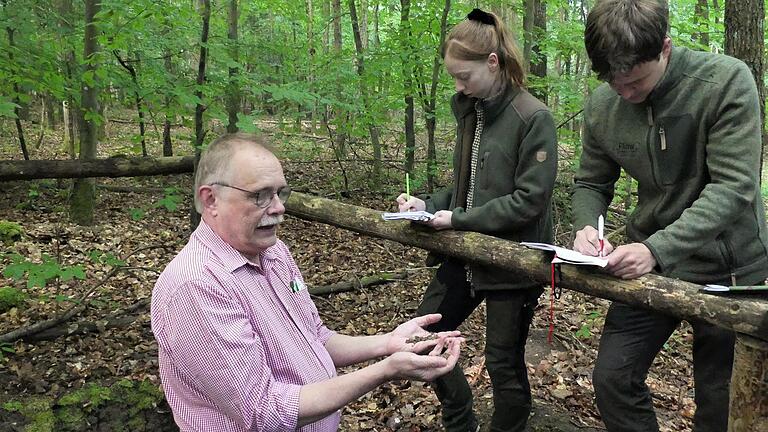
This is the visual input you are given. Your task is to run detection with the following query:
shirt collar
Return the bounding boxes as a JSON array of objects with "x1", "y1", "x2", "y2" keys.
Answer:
[{"x1": 193, "y1": 221, "x2": 280, "y2": 273}]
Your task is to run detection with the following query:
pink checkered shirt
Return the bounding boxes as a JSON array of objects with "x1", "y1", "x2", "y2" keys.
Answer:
[{"x1": 151, "y1": 221, "x2": 340, "y2": 431}]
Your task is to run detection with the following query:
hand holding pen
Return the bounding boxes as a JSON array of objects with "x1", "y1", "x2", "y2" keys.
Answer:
[
  {"x1": 572, "y1": 215, "x2": 613, "y2": 257},
  {"x1": 396, "y1": 174, "x2": 426, "y2": 212}
]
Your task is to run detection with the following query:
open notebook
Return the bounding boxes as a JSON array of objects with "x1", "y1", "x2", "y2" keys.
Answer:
[
  {"x1": 521, "y1": 242, "x2": 608, "y2": 267},
  {"x1": 381, "y1": 211, "x2": 435, "y2": 222}
]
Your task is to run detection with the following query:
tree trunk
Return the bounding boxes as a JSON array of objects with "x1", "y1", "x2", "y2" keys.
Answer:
[
  {"x1": 70, "y1": 0, "x2": 100, "y2": 226},
  {"x1": 162, "y1": 49, "x2": 174, "y2": 156},
  {"x1": 422, "y1": 0, "x2": 450, "y2": 192},
  {"x1": 113, "y1": 51, "x2": 147, "y2": 157},
  {"x1": 59, "y1": 0, "x2": 77, "y2": 159},
  {"x1": 0, "y1": 156, "x2": 194, "y2": 181},
  {"x1": 45, "y1": 94, "x2": 57, "y2": 128},
  {"x1": 331, "y1": 0, "x2": 347, "y2": 156},
  {"x1": 693, "y1": 0, "x2": 710, "y2": 48},
  {"x1": 192, "y1": 0, "x2": 211, "y2": 230},
  {"x1": 728, "y1": 334, "x2": 768, "y2": 431},
  {"x1": 2, "y1": 5, "x2": 29, "y2": 161},
  {"x1": 724, "y1": 0, "x2": 765, "y2": 181},
  {"x1": 226, "y1": 0, "x2": 240, "y2": 133},
  {"x1": 523, "y1": 0, "x2": 547, "y2": 101},
  {"x1": 400, "y1": 0, "x2": 416, "y2": 175},
  {"x1": 348, "y1": 0, "x2": 382, "y2": 183},
  {"x1": 306, "y1": 0, "x2": 316, "y2": 130},
  {"x1": 284, "y1": 191, "x2": 768, "y2": 340}
]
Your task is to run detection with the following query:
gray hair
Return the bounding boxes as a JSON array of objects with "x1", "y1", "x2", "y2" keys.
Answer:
[{"x1": 193, "y1": 133, "x2": 275, "y2": 213}]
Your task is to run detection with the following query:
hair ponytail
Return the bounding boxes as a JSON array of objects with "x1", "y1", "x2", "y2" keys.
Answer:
[{"x1": 443, "y1": 8, "x2": 526, "y2": 87}]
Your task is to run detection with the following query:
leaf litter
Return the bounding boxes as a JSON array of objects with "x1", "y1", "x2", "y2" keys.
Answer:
[{"x1": 0, "y1": 124, "x2": 697, "y2": 431}]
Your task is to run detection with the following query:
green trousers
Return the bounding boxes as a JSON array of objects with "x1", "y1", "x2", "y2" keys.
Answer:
[{"x1": 417, "y1": 259, "x2": 542, "y2": 432}]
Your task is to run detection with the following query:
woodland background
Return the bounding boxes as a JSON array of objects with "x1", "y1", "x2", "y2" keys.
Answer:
[{"x1": 0, "y1": 0, "x2": 767, "y2": 431}]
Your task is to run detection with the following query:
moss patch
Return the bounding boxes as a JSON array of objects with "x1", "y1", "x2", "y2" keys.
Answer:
[{"x1": 0, "y1": 380, "x2": 176, "y2": 432}]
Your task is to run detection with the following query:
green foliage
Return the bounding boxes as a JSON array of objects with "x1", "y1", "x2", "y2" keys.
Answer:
[
  {"x1": 3, "y1": 254, "x2": 86, "y2": 289},
  {"x1": 88, "y1": 250, "x2": 126, "y2": 267},
  {"x1": 0, "y1": 220, "x2": 24, "y2": 245},
  {"x1": 128, "y1": 207, "x2": 146, "y2": 221},
  {"x1": 574, "y1": 310, "x2": 603, "y2": 340},
  {"x1": 0, "y1": 99, "x2": 20, "y2": 118},
  {"x1": 154, "y1": 187, "x2": 182, "y2": 212},
  {"x1": 0, "y1": 286, "x2": 27, "y2": 313},
  {"x1": 0, "y1": 341, "x2": 16, "y2": 361}
]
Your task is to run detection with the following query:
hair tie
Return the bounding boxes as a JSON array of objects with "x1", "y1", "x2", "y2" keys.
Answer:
[{"x1": 467, "y1": 8, "x2": 494, "y2": 25}]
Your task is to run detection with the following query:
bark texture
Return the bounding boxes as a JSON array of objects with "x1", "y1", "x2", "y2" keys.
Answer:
[
  {"x1": 729, "y1": 334, "x2": 768, "y2": 432},
  {"x1": 285, "y1": 192, "x2": 768, "y2": 341},
  {"x1": 0, "y1": 156, "x2": 194, "y2": 181}
]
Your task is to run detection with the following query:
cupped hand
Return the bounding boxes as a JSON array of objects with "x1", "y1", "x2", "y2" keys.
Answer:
[
  {"x1": 396, "y1": 193, "x2": 426, "y2": 212},
  {"x1": 386, "y1": 337, "x2": 462, "y2": 382},
  {"x1": 573, "y1": 225, "x2": 614, "y2": 257},
  {"x1": 385, "y1": 313, "x2": 461, "y2": 355}
]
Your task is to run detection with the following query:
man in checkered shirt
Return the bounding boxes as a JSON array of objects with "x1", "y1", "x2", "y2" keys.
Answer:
[{"x1": 151, "y1": 133, "x2": 462, "y2": 432}]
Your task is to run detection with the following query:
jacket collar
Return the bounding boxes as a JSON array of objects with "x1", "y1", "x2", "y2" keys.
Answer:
[
  {"x1": 453, "y1": 83, "x2": 521, "y2": 125},
  {"x1": 647, "y1": 45, "x2": 688, "y2": 103}
]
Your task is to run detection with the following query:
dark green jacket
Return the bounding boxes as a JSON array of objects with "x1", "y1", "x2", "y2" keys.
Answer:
[
  {"x1": 574, "y1": 46, "x2": 768, "y2": 285},
  {"x1": 424, "y1": 85, "x2": 557, "y2": 290}
]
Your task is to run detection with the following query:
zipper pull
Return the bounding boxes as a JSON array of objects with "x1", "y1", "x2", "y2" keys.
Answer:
[
  {"x1": 659, "y1": 126, "x2": 667, "y2": 151},
  {"x1": 731, "y1": 271, "x2": 737, "y2": 287},
  {"x1": 646, "y1": 106, "x2": 654, "y2": 126}
]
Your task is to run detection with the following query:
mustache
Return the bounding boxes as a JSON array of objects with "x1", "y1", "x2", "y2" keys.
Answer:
[{"x1": 257, "y1": 215, "x2": 284, "y2": 228}]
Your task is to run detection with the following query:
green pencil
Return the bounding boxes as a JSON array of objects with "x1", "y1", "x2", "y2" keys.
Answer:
[{"x1": 406, "y1": 173, "x2": 410, "y2": 199}]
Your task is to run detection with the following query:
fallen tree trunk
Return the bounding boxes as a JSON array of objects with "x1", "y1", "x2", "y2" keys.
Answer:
[
  {"x1": 285, "y1": 192, "x2": 768, "y2": 342},
  {"x1": 308, "y1": 271, "x2": 408, "y2": 295},
  {"x1": 0, "y1": 156, "x2": 194, "y2": 181}
]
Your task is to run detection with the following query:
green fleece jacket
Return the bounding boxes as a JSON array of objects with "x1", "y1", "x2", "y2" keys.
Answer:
[
  {"x1": 573, "y1": 46, "x2": 768, "y2": 285},
  {"x1": 423, "y1": 85, "x2": 557, "y2": 290}
]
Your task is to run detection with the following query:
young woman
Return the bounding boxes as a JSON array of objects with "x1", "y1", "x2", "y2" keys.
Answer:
[{"x1": 396, "y1": 8, "x2": 557, "y2": 432}]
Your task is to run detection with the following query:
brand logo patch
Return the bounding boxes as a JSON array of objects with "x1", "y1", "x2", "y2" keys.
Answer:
[
  {"x1": 536, "y1": 151, "x2": 547, "y2": 162},
  {"x1": 616, "y1": 141, "x2": 637, "y2": 156}
]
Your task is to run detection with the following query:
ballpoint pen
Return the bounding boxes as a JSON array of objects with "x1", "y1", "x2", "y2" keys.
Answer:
[{"x1": 598, "y1": 214, "x2": 605, "y2": 257}]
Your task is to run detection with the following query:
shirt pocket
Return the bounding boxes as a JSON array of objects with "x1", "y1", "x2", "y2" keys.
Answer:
[{"x1": 655, "y1": 114, "x2": 697, "y2": 186}]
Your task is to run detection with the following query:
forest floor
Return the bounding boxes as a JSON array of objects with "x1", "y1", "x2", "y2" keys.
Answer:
[{"x1": 0, "y1": 118, "x2": 707, "y2": 431}]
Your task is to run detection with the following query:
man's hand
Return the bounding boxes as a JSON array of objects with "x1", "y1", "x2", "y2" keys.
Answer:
[
  {"x1": 396, "y1": 193, "x2": 426, "y2": 212},
  {"x1": 573, "y1": 225, "x2": 614, "y2": 257},
  {"x1": 385, "y1": 314, "x2": 460, "y2": 355},
  {"x1": 385, "y1": 337, "x2": 462, "y2": 382},
  {"x1": 605, "y1": 242, "x2": 656, "y2": 279},
  {"x1": 427, "y1": 210, "x2": 453, "y2": 230}
]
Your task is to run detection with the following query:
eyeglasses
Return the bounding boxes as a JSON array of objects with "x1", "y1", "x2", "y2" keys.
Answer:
[{"x1": 210, "y1": 182, "x2": 292, "y2": 208}]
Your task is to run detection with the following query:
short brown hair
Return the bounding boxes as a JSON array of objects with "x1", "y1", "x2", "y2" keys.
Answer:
[
  {"x1": 442, "y1": 9, "x2": 526, "y2": 87},
  {"x1": 585, "y1": 0, "x2": 669, "y2": 81},
  {"x1": 193, "y1": 133, "x2": 275, "y2": 212}
]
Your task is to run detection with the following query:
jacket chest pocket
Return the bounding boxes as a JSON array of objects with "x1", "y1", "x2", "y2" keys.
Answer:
[
  {"x1": 655, "y1": 114, "x2": 697, "y2": 186},
  {"x1": 478, "y1": 151, "x2": 492, "y2": 190}
]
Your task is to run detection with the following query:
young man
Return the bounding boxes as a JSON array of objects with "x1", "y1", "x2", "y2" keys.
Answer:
[
  {"x1": 571, "y1": 1, "x2": 768, "y2": 431},
  {"x1": 151, "y1": 133, "x2": 463, "y2": 432}
]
